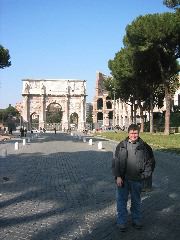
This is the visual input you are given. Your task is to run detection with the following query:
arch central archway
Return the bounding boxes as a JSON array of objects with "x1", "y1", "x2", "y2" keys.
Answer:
[{"x1": 45, "y1": 103, "x2": 63, "y2": 130}]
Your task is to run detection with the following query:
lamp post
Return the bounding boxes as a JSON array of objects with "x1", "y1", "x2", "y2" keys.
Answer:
[
  {"x1": 20, "y1": 114, "x2": 22, "y2": 127},
  {"x1": 112, "y1": 88, "x2": 116, "y2": 127}
]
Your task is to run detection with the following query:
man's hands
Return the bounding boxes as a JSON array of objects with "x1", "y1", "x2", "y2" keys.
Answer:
[{"x1": 116, "y1": 177, "x2": 124, "y2": 187}]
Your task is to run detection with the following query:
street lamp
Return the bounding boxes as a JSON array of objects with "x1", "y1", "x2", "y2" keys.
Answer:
[
  {"x1": 112, "y1": 88, "x2": 116, "y2": 127},
  {"x1": 20, "y1": 114, "x2": 22, "y2": 127}
]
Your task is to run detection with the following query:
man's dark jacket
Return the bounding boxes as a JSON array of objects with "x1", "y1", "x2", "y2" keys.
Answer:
[{"x1": 112, "y1": 137, "x2": 155, "y2": 180}]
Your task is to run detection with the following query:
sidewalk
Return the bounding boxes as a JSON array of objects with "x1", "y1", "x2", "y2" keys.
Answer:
[{"x1": 0, "y1": 133, "x2": 180, "y2": 240}]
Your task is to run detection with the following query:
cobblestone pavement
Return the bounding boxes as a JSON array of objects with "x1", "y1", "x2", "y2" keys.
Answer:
[{"x1": 0, "y1": 132, "x2": 180, "y2": 240}]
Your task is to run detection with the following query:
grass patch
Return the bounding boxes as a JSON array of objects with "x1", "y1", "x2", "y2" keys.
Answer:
[{"x1": 94, "y1": 131, "x2": 180, "y2": 155}]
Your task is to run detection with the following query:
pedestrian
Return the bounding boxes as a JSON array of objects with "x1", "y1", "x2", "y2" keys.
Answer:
[
  {"x1": 112, "y1": 124, "x2": 155, "y2": 232},
  {"x1": 20, "y1": 127, "x2": 24, "y2": 137},
  {"x1": 54, "y1": 127, "x2": 56, "y2": 134},
  {"x1": 9, "y1": 127, "x2": 13, "y2": 135},
  {"x1": 24, "y1": 128, "x2": 27, "y2": 137}
]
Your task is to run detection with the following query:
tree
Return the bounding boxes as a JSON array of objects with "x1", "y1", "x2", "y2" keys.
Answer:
[
  {"x1": 163, "y1": 0, "x2": 180, "y2": 8},
  {"x1": 108, "y1": 48, "x2": 135, "y2": 100},
  {"x1": 0, "y1": 106, "x2": 19, "y2": 128},
  {"x1": 107, "y1": 45, "x2": 165, "y2": 132},
  {"x1": 86, "y1": 113, "x2": 93, "y2": 124},
  {"x1": 107, "y1": 48, "x2": 137, "y2": 124},
  {"x1": 125, "y1": 12, "x2": 180, "y2": 134},
  {"x1": 6, "y1": 105, "x2": 19, "y2": 115},
  {"x1": 130, "y1": 47, "x2": 167, "y2": 132},
  {"x1": 0, "y1": 45, "x2": 11, "y2": 69}
]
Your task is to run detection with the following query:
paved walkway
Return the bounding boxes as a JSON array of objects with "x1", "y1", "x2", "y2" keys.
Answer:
[{"x1": 0, "y1": 132, "x2": 180, "y2": 240}]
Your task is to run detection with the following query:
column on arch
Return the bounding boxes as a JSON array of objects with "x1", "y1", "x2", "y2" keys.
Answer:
[
  {"x1": 102, "y1": 96, "x2": 106, "y2": 127},
  {"x1": 80, "y1": 95, "x2": 86, "y2": 130},
  {"x1": 66, "y1": 96, "x2": 69, "y2": 128},
  {"x1": 22, "y1": 95, "x2": 30, "y2": 129},
  {"x1": 62, "y1": 96, "x2": 69, "y2": 130},
  {"x1": 39, "y1": 95, "x2": 45, "y2": 129}
]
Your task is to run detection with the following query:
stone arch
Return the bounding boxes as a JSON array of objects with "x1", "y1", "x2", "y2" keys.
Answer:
[
  {"x1": 97, "y1": 98, "x2": 103, "y2": 110},
  {"x1": 108, "y1": 111, "x2": 113, "y2": 120},
  {"x1": 30, "y1": 112, "x2": 39, "y2": 130},
  {"x1": 97, "y1": 112, "x2": 103, "y2": 129},
  {"x1": 106, "y1": 96, "x2": 111, "y2": 100},
  {"x1": 106, "y1": 101, "x2": 112, "y2": 109},
  {"x1": 70, "y1": 112, "x2": 78, "y2": 129},
  {"x1": 21, "y1": 79, "x2": 86, "y2": 131},
  {"x1": 97, "y1": 112, "x2": 103, "y2": 120},
  {"x1": 108, "y1": 111, "x2": 113, "y2": 127}
]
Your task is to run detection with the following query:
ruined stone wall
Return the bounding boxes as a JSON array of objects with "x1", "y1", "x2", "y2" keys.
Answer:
[{"x1": 92, "y1": 72, "x2": 113, "y2": 129}]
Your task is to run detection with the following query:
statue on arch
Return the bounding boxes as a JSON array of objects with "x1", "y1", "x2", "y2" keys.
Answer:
[
  {"x1": 81, "y1": 82, "x2": 86, "y2": 94},
  {"x1": 24, "y1": 83, "x2": 30, "y2": 94},
  {"x1": 41, "y1": 83, "x2": 46, "y2": 94}
]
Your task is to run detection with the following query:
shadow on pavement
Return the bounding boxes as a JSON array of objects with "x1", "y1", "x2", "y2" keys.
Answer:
[{"x1": 0, "y1": 133, "x2": 180, "y2": 240}]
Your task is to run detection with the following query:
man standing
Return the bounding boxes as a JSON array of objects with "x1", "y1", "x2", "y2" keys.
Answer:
[{"x1": 112, "y1": 124, "x2": 155, "y2": 232}]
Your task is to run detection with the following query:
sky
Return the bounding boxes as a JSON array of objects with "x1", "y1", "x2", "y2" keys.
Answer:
[{"x1": 0, "y1": 0, "x2": 170, "y2": 108}]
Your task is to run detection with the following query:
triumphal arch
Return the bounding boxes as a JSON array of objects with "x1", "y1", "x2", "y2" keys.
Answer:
[{"x1": 21, "y1": 79, "x2": 87, "y2": 131}]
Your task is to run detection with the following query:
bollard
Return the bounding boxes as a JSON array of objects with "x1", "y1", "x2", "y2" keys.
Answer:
[
  {"x1": 1, "y1": 149, "x2": 7, "y2": 158},
  {"x1": 15, "y1": 142, "x2": 19, "y2": 150},
  {"x1": 98, "y1": 141, "x2": 103, "y2": 150},
  {"x1": 27, "y1": 138, "x2": 31, "y2": 143},
  {"x1": 23, "y1": 139, "x2": 26, "y2": 146},
  {"x1": 89, "y1": 139, "x2": 93, "y2": 145},
  {"x1": 83, "y1": 137, "x2": 86, "y2": 143}
]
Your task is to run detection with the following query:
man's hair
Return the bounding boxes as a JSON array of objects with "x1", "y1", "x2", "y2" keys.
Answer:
[{"x1": 128, "y1": 124, "x2": 140, "y2": 133}]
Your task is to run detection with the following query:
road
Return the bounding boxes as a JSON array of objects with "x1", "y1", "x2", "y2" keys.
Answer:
[{"x1": 0, "y1": 132, "x2": 180, "y2": 240}]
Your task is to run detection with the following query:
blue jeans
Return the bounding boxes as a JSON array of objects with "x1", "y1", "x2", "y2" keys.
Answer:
[{"x1": 116, "y1": 179, "x2": 142, "y2": 224}]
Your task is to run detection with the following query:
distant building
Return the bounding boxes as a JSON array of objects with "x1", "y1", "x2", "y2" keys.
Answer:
[
  {"x1": 86, "y1": 102, "x2": 93, "y2": 118},
  {"x1": 154, "y1": 76, "x2": 180, "y2": 112},
  {"x1": 173, "y1": 85, "x2": 180, "y2": 107}
]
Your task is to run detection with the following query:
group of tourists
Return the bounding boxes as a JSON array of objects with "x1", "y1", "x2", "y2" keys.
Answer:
[{"x1": 20, "y1": 127, "x2": 27, "y2": 137}]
